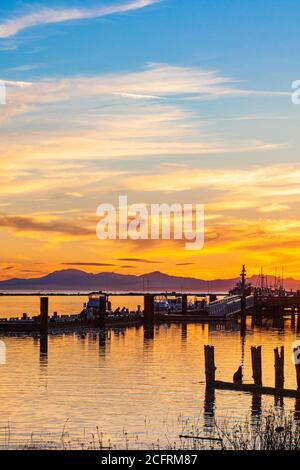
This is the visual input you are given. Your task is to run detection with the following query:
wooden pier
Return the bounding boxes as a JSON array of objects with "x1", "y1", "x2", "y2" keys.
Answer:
[{"x1": 0, "y1": 292, "x2": 297, "y2": 334}]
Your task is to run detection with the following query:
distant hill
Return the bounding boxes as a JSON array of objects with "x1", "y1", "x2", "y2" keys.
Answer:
[{"x1": 0, "y1": 269, "x2": 299, "y2": 293}]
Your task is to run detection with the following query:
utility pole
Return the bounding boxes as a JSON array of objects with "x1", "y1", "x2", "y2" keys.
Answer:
[
  {"x1": 240, "y1": 265, "x2": 247, "y2": 338},
  {"x1": 241, "y1": 265, "x2": 246, "y2": 292}
]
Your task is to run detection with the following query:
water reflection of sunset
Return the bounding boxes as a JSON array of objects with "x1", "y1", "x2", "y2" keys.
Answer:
[{"x1": 0, "y1": 321, "x2": 299, "y2": 448}]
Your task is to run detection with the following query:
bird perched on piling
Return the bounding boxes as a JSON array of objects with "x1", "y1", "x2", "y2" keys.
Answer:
[{"x1": 233, "y1": 366, "x2": 243, "y2": 384}]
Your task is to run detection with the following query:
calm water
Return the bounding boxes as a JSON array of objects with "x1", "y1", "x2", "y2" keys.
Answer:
[{"x1": 0, "y1": 296, "x2": 299, "y2": 449}]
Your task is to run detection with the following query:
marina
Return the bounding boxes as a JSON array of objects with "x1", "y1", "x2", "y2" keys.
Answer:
[{"x1": 0, "y1": 267, "x2": 299, "y2": 334}]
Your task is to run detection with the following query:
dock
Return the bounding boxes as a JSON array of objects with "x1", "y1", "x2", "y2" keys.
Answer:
[
  {"x1": 1, "y1": 265, "x2": 300, "y2": 333},
  {"x1": 1, "y1": 290, "x2": 300, "y2": 333}
]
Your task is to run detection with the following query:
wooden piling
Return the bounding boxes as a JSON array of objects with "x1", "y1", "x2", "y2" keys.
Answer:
[
  {"x1": 144, "y1": 294, "x2": 155, "y2": 324},
  {"x1": 99, "y1": 295, "x2": 106, "y2": 313},
  {"x1": 182, "y1": 294, "x2": 187, "y2": 315},
  {"x1": 291, "y1": 308, "x2": 296, "y2": 329},
  {"x1": 274, "y1": 346, "x2": 284, "y2": 389},
  {"x1": 98, "y1": 295, "x2": 107, "y2": 327},
  {"x1": 291, "y1": 307, "x2": 296, "y2": 319},
  {"x1": 204, "y1": 345, "x2": 216, "y2": 385},
  {"x1": 40, "y1": 297, "x2": 48, "y2": 334},
  {"x1": 251, "y1": 346, "x2": 262, "y2": 386}
]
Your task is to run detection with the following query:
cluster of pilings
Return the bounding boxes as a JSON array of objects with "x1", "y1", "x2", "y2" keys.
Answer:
[
  {"x1": 204, "y1": 344, "x2": 300, "y2": 398},
  {"x1": 93, "y1": 293, "x2": 158, "y2": 325},
  {"x1": 36, "y1": 293, "x2": 191, "y2": 352},
  {"x1": 134, "y1": 293, "x2": 190, "y2": 323}
]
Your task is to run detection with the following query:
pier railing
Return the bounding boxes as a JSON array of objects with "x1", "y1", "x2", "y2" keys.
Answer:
[{"x1": 204, "y1": 294, "x2": 254, "y2": 317}]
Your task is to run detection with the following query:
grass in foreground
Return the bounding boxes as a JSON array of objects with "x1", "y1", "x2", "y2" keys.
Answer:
[{"x1": 1, "y1": 410, "x2": 300, "y2": 450}]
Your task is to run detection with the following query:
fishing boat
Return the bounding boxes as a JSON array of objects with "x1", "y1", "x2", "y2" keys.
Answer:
[{"x1": 154, "y1": 296, "x2": 195, "y2": 312}]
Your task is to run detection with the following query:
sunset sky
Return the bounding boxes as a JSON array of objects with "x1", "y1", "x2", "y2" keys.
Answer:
[{"x1": 0, "y1": 0, "x2": 300, "y2": 281}]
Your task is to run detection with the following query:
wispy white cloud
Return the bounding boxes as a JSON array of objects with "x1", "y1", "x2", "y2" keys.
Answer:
[
  {"x1": 0, "y1": 79, "x2": 32, "y2": 88},
  {"x1": 7, "y1": 63, "x2": 46, "y2": 73},
  {"x1": 0, "y1": 64, "x2": 284, "y2": 165},
  {"x1": 1, "y1": 63, "x2": 288, "y2": 115},
  {"x1": 122, "y1": 164, "x2": 298, "y2": 195},
  {"x1": 113, "y1": 92, "x2": 164, "y2": 100},
  {"x1": 211, "y1": 115, "x2": 289, "y2": 122},
  {"x1": 0, "y1": 0, "x2": 161, "y2": 38}
]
